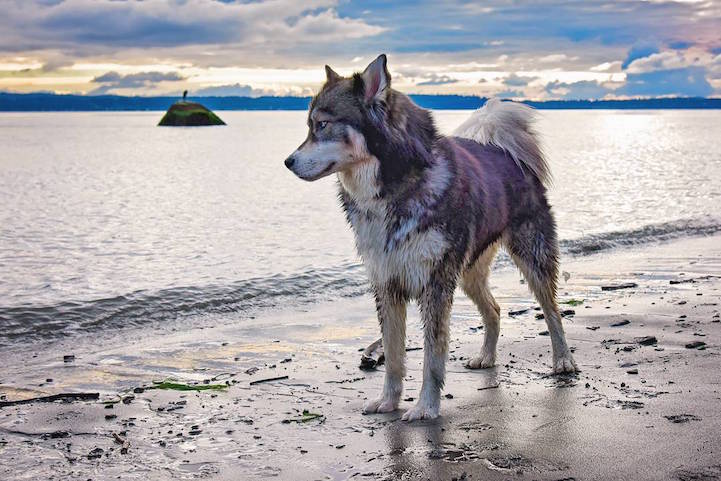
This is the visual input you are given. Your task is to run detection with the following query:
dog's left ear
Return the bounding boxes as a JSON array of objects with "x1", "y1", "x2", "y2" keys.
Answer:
[
  {"x1": 325, "y1": 65, "x2": 341, "y2": 83},
  {"x1": 358, "y1": 54, "x2": 390, "y2": 103}
]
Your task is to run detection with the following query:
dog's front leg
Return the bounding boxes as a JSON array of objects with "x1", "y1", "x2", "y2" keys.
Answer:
[
  {"x1": 362, "y1": 288, "x2": 407, "y2": 414},
  {"x1": 402, "y1": 276, "x2": 455, "y2": 421}
]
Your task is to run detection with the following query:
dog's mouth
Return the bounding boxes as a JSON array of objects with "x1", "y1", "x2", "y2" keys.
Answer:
[
  {"x1": 299, "y1": 161, "x2": 337, "y2": 181},
  {"x1": 321, "y1": 161, "x2": 337, "y2": 175}
]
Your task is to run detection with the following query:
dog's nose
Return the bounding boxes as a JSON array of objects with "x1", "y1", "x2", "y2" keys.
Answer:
[{"x1": 284, "y1": 156, "x2": 295, "y2": 169}]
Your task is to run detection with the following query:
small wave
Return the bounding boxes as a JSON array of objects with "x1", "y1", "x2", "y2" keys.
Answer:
[
  {"x1": 560, "y1": 216, "x2": 721, "y2": 255},
  {"x1": 1, "y1": 216, "x2": 719, "y2": 345},
  {"x1": 0, "y1": 262, "x2": 369, "y2": 346}
]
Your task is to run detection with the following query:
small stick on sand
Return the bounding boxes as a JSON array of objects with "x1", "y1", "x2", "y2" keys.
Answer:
[
  {"x1": 249, "y1": 375, "x2": 289, "y2": 386},
  {"x1": 477, "y1": 383, "x2": 501, "y2": 391}
]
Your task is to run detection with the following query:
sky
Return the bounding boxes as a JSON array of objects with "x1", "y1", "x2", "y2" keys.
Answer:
[{"x1": 1, "y1": 0, "x2": 720, "y2": 100}]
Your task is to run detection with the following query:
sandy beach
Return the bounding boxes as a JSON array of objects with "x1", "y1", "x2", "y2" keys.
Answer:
[{"x1": 1, "y1": 233, "x2": 720, "y2": 480}]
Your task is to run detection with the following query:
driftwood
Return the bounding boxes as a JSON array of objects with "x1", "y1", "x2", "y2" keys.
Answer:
[
  {"x1": 0, "y1": 392, "x2": 99, "y2": 408},
  {"x1": 249, "y1": 376, "x2": 289, "y2": 386}
]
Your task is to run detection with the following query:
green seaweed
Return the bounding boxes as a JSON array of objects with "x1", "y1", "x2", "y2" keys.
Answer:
[
  {"x1": 561, "y1": 299, "x2": 584, "y2": 306},
  {"x1": 282, "y1": 409, "x2": 324, "y2": 424},
  {"x1": 151, "y1": 380, "x2": 227, "y2": 392}
]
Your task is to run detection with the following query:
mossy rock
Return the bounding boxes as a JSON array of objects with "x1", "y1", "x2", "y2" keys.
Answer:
[{"x1": 158, "y1": 101, "x2": 225, "y2": 126}]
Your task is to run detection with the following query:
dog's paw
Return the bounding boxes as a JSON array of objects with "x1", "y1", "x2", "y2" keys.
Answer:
[
  {"x1": 401, "y1": 402, "x2": 439, "y2": 422},
  {"x1": 362, "y1": 396, "x2": 398, "y2": 414},
  {"x1": 464, "y1": 349, "x2": 496, "y2": 369},
  {"x1": 553, "y1": 351, "x2": 579, "y2": 374}
]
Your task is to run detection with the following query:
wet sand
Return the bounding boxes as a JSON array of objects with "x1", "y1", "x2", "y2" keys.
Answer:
[{"x1": 1, "y1": 234, "x2": 720, "y2": 480}]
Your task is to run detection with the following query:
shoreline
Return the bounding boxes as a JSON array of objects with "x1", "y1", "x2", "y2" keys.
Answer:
[{"x1": 1, "y1": 233, "x2": 720, "y2": 480}]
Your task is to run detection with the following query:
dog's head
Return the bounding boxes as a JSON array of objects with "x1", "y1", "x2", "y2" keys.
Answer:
[{"x1": 284, "y1": 54, "x2": 391, "y2": 181}]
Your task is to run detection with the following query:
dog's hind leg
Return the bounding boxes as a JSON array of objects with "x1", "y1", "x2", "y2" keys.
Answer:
[
  {"x1": 504, "y1": 218, "x2": 578, "y2": 374},
  {"x1": 363, "y1": 288, "x2": 407, "y2": 414},
  {"x1": 402, "y1": 271, "x2": 456, "y2": 421},
  {"x1": 461, "y1": 243, "x2": 501, "y2": 369}
]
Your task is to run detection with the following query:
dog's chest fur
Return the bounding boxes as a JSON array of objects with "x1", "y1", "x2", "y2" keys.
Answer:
[{"x1": 338, "y1": 160, "x2": 449, "y2": 297}]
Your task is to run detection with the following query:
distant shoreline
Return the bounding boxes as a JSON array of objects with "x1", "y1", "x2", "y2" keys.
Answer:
[{"x1": 1, "y1": 92, "x2": 720, "y2": 111}]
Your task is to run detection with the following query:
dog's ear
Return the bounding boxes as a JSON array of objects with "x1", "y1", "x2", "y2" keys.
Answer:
[
  {"x1": 325, "y1": 65, "x2": 341, "y2": 83},
  {"x1": 358, "y1": 54, "x2": 390, "y2": 103}
]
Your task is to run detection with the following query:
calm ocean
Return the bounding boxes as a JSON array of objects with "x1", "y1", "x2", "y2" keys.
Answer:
[{"x1": 1, "y1": 110, "x2": 720, "y2": 345}]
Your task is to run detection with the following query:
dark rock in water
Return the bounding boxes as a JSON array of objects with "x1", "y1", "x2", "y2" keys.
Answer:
[
  {"x1": 158, "y1": 101, "x2": 225, "y2": 126},
  {"x1": 685, "y1": 341, "x2": 706, "y2": 349},
  {"x1": 63, "y1": 354, "x2": 75, "y2": 362}
]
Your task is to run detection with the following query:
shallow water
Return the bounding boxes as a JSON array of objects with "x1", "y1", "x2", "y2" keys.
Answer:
[{"x1": 1, "y1": 110, "x2": 720, "y2": 345}]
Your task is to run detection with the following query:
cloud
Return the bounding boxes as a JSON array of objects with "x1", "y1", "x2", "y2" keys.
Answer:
[
  {"x1": 416, "y1": 73, "x2": 458, "y2": 86},
  {"x1": 90, "y1": 70, "x2": 185, "y2": 94},
  {"x1": 192, "y1": 83, "x2": 261, "y2": 97},
  {"x1": 503, "y1": 73, "x2": 538, "y2": 87},
  {"x1": 0, "y1": 0, "x2": 385, "y2": 66},
  {"x1": 545, "y1": 80, "x2": 611, "y2": 100},
  {"x1": 622, "y1": 43, "x2": 659, "y2": 69},
  {"x1": 619, "y1": 67, "x2": 713, "y2": 97},
  {"x1": 620, "y1": 48, "x2": 718, "y2": 97},
  {"x1": 590, "y1": 61, "x2": 622, "y2": 72},
  {"x1": 496, "y1": 89, "x2": 523, "y2": 99},
  {"x1": 626, "y1": 50, "x2": 692, "y2": 73},
  {"x1": 538, "y1": 54, "x2": 574, "y2": 64}
]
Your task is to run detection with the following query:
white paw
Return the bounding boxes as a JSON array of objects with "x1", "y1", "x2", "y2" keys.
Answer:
[
  {"x1": 553, "y1": 351, "x2": 579, "y2": 374},
  {"x1": 362, "y1": 396, "x2": 398, "y2": 414},
  {"x1": 465, "y1": 349, "x2": 496, "y2": 369},
  {"x1": 401, "y1": 403, "x2": 439, "y2": 422}
]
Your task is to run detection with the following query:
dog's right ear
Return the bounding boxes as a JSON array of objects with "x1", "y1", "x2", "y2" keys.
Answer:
[
  {"x1": 325, "y1": 65, "x2": 341, "y2": 83},
  {"x1": 356, "y1": 54, "x2": 390, "y2": 103}
]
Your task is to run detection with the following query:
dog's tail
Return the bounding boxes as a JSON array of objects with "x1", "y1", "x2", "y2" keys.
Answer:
[{"x1": 452, "y1": 98, "x2": 550, "y2": 186}]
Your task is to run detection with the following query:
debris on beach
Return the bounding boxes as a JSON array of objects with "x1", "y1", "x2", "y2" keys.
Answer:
[
  {"x1": 151, "y1": 380, "x2": 227, "y2": 391},
  {"x1": 249, "y1": 375, "x2": 289, "y2": 385},
  {"x1": 664, "y1": 414, "x2": 701, "y2": 423},
  {"x1": 0, "y1": 392, "x2": 99, "y2": 408},
  {"x1": 282, "y1": 410, "x2": 324, "y2": 424},
  {"x1": 561, "y1": 298, "x2": 584, "y2": 306},
  {"x1": 87, "y1": 447, "x2": 104, "y2": 460},
  {"x1": 635, "y1": 336, "x2": 658, "y2": 346},
  {"x1": 601, "y1": 282, "x2": 638, "y2": 291},
  {"x1": 360, "y1": 338, "x2": 384, "y2": 370},
  {"x1": 610, "y1": 319, "x2": 631, "y2": 327}
]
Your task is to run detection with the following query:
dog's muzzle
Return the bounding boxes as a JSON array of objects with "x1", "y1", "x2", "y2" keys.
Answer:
[{"x1": 284, "y1": 155, "x2": 295, "y2": 169}]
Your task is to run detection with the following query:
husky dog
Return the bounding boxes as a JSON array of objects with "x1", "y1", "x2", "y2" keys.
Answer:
[{"x1": 284, "y1": 54, "x2": 578, "y2": 421}]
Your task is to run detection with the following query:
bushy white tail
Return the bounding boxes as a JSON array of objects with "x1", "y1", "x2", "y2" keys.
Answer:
[{"x1": 453, "y1": 98, "x2": 550, "y2": 185}]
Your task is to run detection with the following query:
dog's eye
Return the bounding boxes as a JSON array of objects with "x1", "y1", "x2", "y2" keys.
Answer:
[{"x1": 317, "y1": 121, "x2": 328, "y2": 130}]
